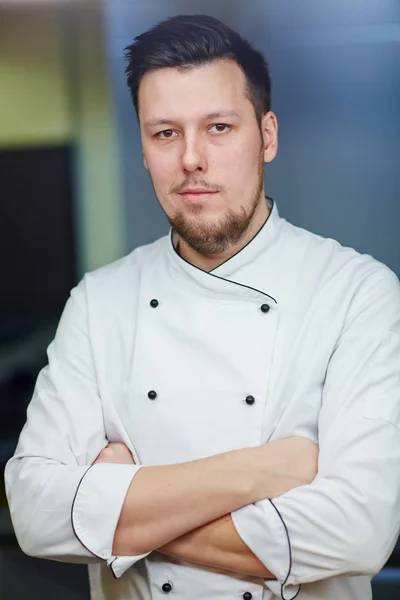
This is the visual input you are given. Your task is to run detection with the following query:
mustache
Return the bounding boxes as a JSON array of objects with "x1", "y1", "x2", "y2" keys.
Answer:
[{"x1": 171, "y1": 180, "x2": 224, "y2": 194}]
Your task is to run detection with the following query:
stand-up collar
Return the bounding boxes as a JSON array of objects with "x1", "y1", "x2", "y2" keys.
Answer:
[{"x1": 165, "y1": 197, "x2": 281, "y2": 302}]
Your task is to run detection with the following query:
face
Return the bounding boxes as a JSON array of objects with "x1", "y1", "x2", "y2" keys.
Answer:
[{"x1": 138, "y1": 59, "x2": 278, "y2": 255}]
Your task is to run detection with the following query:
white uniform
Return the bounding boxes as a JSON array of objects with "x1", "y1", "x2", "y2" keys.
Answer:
[{"x1": 5, "y1": 199, "x2": 400, "y2": 600}]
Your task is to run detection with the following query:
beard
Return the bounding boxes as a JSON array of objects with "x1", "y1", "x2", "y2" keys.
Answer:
[{"x1": 166, "y1": 155, "x2": 265, "y2": 256}]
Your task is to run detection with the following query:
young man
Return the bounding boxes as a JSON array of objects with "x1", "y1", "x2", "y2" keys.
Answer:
[{"x1": 5, "y1": 14, "x2": 400, "y2": 600}]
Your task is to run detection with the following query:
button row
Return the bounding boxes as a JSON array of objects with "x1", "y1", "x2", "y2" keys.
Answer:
[
  {"x1": 161, "y1": 581, "x2": 252, "y2": 598},
  {"x1": 148, "y1": 391, "x2": 257, "y2": 405},
  {"x1": 150, "y1": 299, "x2": 270, "y2": 313}
]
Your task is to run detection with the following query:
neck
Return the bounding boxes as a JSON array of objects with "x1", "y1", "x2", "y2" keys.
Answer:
[{"x1": 176, "y1": 196, "x2": 270, "y2": 272}]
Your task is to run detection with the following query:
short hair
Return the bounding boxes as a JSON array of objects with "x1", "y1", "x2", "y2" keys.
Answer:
[{"x1": 124, "y1": 14, "x2": 271, "y2": 125}]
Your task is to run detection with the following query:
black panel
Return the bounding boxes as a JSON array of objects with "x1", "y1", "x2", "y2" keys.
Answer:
[{"x1": 0, "y1": 145, "x2": 77, "y2": 342}]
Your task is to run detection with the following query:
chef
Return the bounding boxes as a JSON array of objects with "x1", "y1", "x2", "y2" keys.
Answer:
[{"x1": 5, "y1": 13, "x2": 400, "y2": 600}]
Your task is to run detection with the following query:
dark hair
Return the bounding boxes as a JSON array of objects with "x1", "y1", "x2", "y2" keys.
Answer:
[{"x1": 124, "y1": 14, "x2": 271, "y2": 125}]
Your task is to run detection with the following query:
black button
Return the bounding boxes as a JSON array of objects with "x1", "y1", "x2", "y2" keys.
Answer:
[
  {"x1": 260, "y1": 304, "x2": 270, "y2": 313},
  {"x1": 245, "y1": 395, "x2": 255, "y2": 405},
  {"x1": 150, "y1": 299, "x2": 159, "y2": 308},
  {"x1": 243, "y1": 593, "x2": 253, "y2": 600},
  {"x1": 162, "y1": 582, "x2": 172, "y2": 593},
  {"x1": 148, "y1": 390, "x2": 157, "y2": 400}
]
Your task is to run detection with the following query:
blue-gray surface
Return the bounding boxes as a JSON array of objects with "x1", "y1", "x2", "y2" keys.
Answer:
[{"x1": 102, "y1": 0, "x2": 400, "y2": 276}]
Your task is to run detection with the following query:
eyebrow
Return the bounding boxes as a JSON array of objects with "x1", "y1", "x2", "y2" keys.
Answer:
[{"x1": 143, "y1": 110, "x2": 241, "y2": 130}]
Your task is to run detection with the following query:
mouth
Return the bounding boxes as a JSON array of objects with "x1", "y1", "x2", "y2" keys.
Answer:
[{"x1": 178, "y1": 190, "x2": 219, "y2": 204}]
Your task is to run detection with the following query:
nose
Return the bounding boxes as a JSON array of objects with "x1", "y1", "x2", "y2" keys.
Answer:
[{"x1": 181, "y1": 135, "x2": 207, "y2": 174}]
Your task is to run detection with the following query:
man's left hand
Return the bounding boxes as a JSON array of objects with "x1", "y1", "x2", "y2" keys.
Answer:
[{"x1": 93, "y1": 442, "x2": 135, "y2": 465}]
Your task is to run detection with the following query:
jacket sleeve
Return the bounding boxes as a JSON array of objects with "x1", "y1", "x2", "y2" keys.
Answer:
[
  {"x1": 231, "y1": 267, "x2": 400, "y2": 597},
  {"x1": 4, "y1": 277, "x2": 147, "y2": 576}
]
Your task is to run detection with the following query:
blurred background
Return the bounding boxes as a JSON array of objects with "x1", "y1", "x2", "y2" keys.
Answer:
[{"x1": 0, "y1": 0, "x2": 399, "y2": 598}]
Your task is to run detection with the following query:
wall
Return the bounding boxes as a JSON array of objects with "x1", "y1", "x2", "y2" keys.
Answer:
[
  {"x1": 103, "y1": 0, "x2": 400, "y2": 275},
  {"x1": 0, "y1": 0, "x2": 123, "y2": 275},
  {"x1": 0, "y1": 6, "x2": 70, "y2": 147}
]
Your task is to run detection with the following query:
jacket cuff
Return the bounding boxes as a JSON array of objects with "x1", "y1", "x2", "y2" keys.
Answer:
[
  {"x1": 231, "y1": 499, "x2": 301, "y2": 599},
  {"x1": 71, "y1": 463, "x2": 150, "y2": 576}
]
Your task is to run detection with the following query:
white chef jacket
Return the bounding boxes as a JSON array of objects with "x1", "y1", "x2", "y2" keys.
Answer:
[{"x1": 5, "y1": 198, "x2": 400, "y2": 600}]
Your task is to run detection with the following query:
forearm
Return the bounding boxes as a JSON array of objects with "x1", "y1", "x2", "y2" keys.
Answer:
[
  {"x1": 158, "y1": 514, "x2": 275, "y2": 579},
  {"x1": 113, "y1": 447, "x2": 258, "y2": 556},
  {"x1": 112, "y1": 438, "x2": 317, "y2": 557}
]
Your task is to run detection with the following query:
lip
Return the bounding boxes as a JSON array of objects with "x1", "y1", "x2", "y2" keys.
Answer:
[
  {"x1": 179, "y1": 188, "x2": 218, "y2": 194},
  {"x1": 178, "y1": 190, "x2": 219, "y2": 204}
]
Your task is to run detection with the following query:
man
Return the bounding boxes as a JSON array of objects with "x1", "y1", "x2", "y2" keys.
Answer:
[{"x1": 5, "y1": 13, "x2": 400, "y2": 600}]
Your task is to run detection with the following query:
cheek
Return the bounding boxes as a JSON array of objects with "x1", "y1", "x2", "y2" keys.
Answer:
[
  {"x1": 214, "y1": 142, "x2": 260, "y2": 187},
  {"x1": 146, "y1": 152, "x2": 176, "y2": 189}
]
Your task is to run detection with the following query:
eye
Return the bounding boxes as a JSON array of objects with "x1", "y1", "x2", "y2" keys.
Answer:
[
  {"x1": 155, "y1": 129, "x2": 177, "y2": 139},
  {"x1": 210, "y1": 123, "x2": 231, "y2": 133}
]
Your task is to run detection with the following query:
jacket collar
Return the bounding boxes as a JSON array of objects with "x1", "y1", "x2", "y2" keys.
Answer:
[{"x1": 165, "y1": 197, "x2": 280, "y2": 303}]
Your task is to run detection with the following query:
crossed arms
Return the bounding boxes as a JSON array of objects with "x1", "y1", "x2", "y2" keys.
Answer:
[{"x1": 94, "y1": 438, "x2": 318, "y2": 579}]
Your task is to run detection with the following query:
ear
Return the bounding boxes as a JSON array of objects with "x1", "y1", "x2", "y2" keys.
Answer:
[
  {"x1": 261, "y1": 111, "x2": 278, "y2": 164},
  {"x1": 143, "y1": 155, "x2": 148, "y2": 170}
]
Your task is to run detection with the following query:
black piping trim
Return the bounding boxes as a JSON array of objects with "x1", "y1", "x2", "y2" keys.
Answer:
[
  {"x1": 170, "y1": 196, "x2": 278, "y2": 305},
  {"x1": 109, "y1": 557, "x2": 118, "y2": 579},
  {"x1": 268, "y1": 499, "x2": 301, "y2": 600},
  {"x1": 71, "y1": 464, "x2": 106, "y2": 561},
  {"x1": 203, "y1": 268, "x2": 277, "y2": 304}
]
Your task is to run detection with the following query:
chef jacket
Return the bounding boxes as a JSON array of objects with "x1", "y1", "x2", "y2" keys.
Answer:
[{"x1": 5, "y1": 198, "x2": 400, "y2": 600}]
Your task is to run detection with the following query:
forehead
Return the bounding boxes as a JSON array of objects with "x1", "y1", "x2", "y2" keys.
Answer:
[{"x1": 138, "y1": 60, "x2": 250, "y2": 124}]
